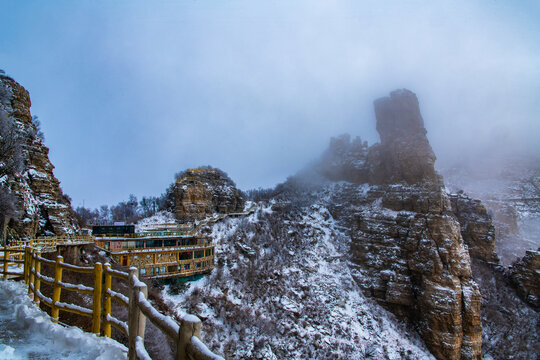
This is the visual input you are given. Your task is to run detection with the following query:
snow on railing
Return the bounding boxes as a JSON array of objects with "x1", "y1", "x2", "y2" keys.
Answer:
[
  {"x1": 0, "y1": 246, "x2": 223, "y2": 360},
  {"x1": 24, "y1": 248, "x2": 103, "y2": 333},
  {"x1": 9, "y1": 236, "x2": 95, "y2": 251},
  {"x1": 1, "y1": 247, "x2": 25, "y2": 279}
]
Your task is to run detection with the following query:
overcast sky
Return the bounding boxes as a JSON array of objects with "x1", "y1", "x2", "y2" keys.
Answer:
[{"x1": 1, "y1": 0, "x2": 539, "y2": 208}]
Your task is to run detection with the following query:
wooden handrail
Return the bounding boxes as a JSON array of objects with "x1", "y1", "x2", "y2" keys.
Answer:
[{"x1": 1, "y1": 244, "x2": 224, "y2": 360}]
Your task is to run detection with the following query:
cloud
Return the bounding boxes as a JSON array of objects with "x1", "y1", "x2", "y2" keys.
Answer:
[{"x1": 1, "y1": 0, "x2": 539, "y2": 207}]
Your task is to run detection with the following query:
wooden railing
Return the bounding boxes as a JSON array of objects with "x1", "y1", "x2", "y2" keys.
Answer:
[
  {"x1": 1, "y1": 248, "x2": 25, "y2": 279},
  {"x1": 25, "y1": 248, "x2": 103, "y2": 333},
  {"x1": 10, "y1": 236, "x2": 95, "y2": 251},
  {"x1": 1, "y1": 246, "x2": 224, "y2": 360}
]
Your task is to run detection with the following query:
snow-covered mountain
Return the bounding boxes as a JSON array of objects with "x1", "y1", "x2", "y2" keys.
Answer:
[{"x1": 153, "y1": 89, "x2": 538, "y2": 360}]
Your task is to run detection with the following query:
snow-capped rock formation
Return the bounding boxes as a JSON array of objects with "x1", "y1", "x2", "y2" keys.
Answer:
[
  {"x1": 0, "y1": 75, "x2": 79, "y2": 239},
  {"x1": 175, "y1": 168, "x2": 246, "y2": 223},
  {"x1": 449, "y1": 193, "x2": 498, "y2": 264},
  {"x1": 316, "y1": 89, "x2": 482, "y2": 360}
]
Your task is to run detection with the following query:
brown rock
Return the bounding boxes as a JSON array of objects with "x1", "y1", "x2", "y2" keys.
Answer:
[
  {"x1": 372, "y1": 89, "x2": 438, "y2": 185},
  {"x1": 325, "y1": 89, "x2": 482, "y2": 360},
  {"x1": 449, "y1": 193, "x2": 498, "y2": 263},
  {"x1": 174, "y1": 168, "x2": 245, "y2": 223},
  {"x1": 507, "y1": 249, "x2": 540, "y2": 308},
  {"x1": 0, "y1": 75, "x2": 79, "y2": 238}
]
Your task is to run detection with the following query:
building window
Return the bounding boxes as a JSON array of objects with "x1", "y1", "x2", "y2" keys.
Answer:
[
  {"x1": 160, "y1": 266, "x2": 166, "y2": 273},
  {"x1": 196, "y1": 262, "x2": 201, "y2": 269},
  {"x1": 179, "y1": 252, "x2": 192, "y2": 260},
  {"x1": 164, "y1": 239, "x2": 176, "y2": 247},
  {"x1": 178, "y1": 265, "x2": 182, "y2": 272},
  {"x1": 184, "y1": 264, "x2": 190, "y2": 270},
  {"x1": 146, "y1": 255, "x2": 151, "y2": 259},
  {"x1": 140, "y1": 268, "x2": 146, "y2": 275}
]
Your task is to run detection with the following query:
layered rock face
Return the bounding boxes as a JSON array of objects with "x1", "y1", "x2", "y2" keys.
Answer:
[
  {"x1": 449, "y1": 193, "x2": 498, "y2": 263},
  {"x1": 322, "y1": 90, "x2": 482, "y2": 359},
  {"x1": 507, "y1": 249, "x2": 540, "y2": 308},
  {"x1": 174, "y1": 168, "x2": 245, "y2": 223},
  {"x1": 0, "y1": 75, "x2": 79, "y2": 238}
]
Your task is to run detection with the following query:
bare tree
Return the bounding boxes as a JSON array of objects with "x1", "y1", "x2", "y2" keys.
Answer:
[
  {"x1": 32, "y1": 115, "x2": 45, "y2": 142},
  {"x1": 0, "y1": 185, "x2": 18, "y2": 245},
  {"x1": 0, "y1": 110, "x2": 23, "y2": 178},
  {"x1": 99, "y1": 205, "x2": 110, "y2": 222}
]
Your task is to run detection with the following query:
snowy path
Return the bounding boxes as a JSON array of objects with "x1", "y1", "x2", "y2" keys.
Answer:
[{"x1": 0, "y1": 279, "x2": 127, "y2": 360}]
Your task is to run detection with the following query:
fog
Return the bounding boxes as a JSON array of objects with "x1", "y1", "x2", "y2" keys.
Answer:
[{"x1": 1, "y1": 0, "x2": 539, "y2": 208}]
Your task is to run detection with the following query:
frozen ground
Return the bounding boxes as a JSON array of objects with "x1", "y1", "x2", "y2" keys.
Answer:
[{"x1": 0, "y1": 279, "x2": 127, "y2": 359}]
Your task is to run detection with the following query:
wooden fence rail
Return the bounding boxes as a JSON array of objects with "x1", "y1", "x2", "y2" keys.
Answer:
[
  {"x1": 1, "y1": 245, "x2": 224, "y2": 360},
  {"x1": 1, "y1": 248, "x2": 25, "y2": 279}
]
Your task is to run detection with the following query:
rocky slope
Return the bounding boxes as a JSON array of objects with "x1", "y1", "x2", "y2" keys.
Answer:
[
  {"x1": 165, "y1": 204, "x2": 436, "y2": 360},
  {"x1": 0, "y1": 75, "x2": 79, "y2": 239},
  {"x1": 174, "y1": 168, "x2": 246, "y2": 223}
]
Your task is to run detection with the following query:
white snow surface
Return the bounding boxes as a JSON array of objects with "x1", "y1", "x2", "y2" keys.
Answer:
[
  {"x1": 0, "y1": 279, "x2": 127, "y2": 359},
  {"x1": 162, "y1": 202, "x2": 435, "y2": 359},
  {"x1": 136, "y1": 211, "x2": 177, "y2": 230}
]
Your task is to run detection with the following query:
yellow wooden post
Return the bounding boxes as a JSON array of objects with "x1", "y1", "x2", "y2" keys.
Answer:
[
  {"x1": 24, "y1": 247, "x2": 29, "y2": 284},
  {"x1": 3, "y1": 248, "x2": 8, "y2": 279},
  {"x1": 103, "y1": 263, "x2": 112, "y2": 337},
  {"x1": 28, "y1": 249, "x2": 35, "y2": 298},
  {"x1": 51, "y1": 255, "x2": 63, "y2": 322},
  {"x1": 92, "y1": 262, "x2": 103, "y2": 334},
  {"x1": 127, "y1": 267, "x2": 146, "y2": 360},
  {"x1": 34, "y1": 251, "x2": 41, "y2": 305}
]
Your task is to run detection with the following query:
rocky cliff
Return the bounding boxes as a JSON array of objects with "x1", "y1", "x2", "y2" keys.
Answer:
[
  {"x1": 449, "y1": 193, "x2": 498, "y2": 264},
  {"x1": 507, "y1": 249, "x2": 540, "y2": 308},
  {"x1": 174, "y1": 168, "x2": 245, "y2": 223},
  {"x1": 319, "y1": 89, "x2": 482, "y2": 359},
  {"x1": 0, "y1": 75, "x2": 79, "y2": 239}
]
